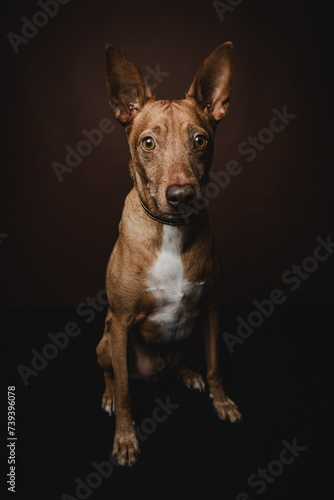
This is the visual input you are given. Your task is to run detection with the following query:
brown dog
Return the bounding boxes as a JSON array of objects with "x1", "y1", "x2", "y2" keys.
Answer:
[{"x1": 96, "y1": 42, "x2": 241, "y2": 466}]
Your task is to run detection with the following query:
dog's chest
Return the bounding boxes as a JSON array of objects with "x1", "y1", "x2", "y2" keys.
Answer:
[{"x1": 147, "y1": 226, "x2": 204, "y2": 342}]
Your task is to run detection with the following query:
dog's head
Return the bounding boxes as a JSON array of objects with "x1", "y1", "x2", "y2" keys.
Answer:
[{"x1": 105, "y1": 43, "x2": 233, "y2": 223}]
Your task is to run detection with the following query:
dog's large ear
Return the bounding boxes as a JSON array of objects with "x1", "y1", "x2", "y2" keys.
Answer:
[
  {"x1": 186, "y1": 42, "x2": 233, "y2": 124},
  {"x1": 105, "y1": 45, "x2": 153, "y2": 127}
]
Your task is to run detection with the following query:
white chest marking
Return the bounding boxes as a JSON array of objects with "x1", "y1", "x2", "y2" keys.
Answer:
[{"x1": 147, "y1": 225, "x2": 204, "y2": 342}]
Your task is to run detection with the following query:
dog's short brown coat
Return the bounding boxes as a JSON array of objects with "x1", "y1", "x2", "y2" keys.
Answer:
[{"x1": 96, "y1": 42, "x2": 241, "y2": 466}]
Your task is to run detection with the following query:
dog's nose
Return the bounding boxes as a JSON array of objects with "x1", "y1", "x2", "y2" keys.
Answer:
[{"x1": 166, "y1": 184, "x2": 196, "y2": 208}]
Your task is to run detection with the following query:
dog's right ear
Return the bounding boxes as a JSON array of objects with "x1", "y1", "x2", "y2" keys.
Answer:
[{"x1": 105, "y1": 45, "x2": 153, "y2": 127}]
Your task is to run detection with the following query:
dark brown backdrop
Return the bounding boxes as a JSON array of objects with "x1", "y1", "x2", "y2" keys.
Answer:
[{"x1": 2, "y1": 0, "x2": 333, "y2": 306}]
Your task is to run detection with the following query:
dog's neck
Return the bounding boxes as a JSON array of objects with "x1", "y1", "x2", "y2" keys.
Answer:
[{"x1": 125, "y1": 189, "x2": 209, "y2": 253}]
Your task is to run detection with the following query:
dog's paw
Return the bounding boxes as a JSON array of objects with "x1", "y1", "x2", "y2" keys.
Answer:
[
  {"x1": 184, "y1": 373, "x2": 206, "y2": 392},
  {"x1": 213, "y1": 397, "x2": 242, "y2": 423},
  {"x1": 112, "y1": 431, "x2": 140, "y2": 467},
  {"x1": 178, "y1": 366, "x2": 206, "y2": 392},
  {"x1": 101, "y1": 391, "x2": 115, "y2": 416}
]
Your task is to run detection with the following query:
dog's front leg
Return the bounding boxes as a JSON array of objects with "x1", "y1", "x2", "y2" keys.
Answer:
[
  {"x1": 110, "y1": 316, "x2": 139, "y2": 466},
  {"x1": 204, "y1": 307, "x2": 242, "y2": 423}
]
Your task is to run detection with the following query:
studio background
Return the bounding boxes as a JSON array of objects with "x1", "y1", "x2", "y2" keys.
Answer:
[
  {"x1": 3, "y1": 1, "x2": 332, "y2": 499},
  {"x1": 2, "y1": 0, "x2": 333, "y2": 307}
]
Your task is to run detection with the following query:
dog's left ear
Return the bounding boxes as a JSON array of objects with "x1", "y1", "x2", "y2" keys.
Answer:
[{"x1": 187, "y1": 42, "x2": 234, "y2": 124}]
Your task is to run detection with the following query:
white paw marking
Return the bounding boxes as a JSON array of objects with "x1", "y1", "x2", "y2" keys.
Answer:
[
  {"x1": 193, "y1": 379, "x2": 205, "y2": 391},
  {"x1": 104, "y1": 404, "x2": 112, "y2": 416}
]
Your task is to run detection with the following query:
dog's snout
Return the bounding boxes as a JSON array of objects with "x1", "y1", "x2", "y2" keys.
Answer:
[{"x1": 166, "y1": 184, "x2": 196, "y2": 208}]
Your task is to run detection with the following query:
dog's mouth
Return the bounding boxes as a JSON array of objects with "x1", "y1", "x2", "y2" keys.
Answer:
[
  {"x1": 139, "y1": 195, "x2": 200, "y2": 226},
  {"x1": 164, "y1": 205, "x2": 199, "y2": 220}
]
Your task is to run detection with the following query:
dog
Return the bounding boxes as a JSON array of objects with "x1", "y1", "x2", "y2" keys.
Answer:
[{"x1": 96, "y1": 42, "x2": 242, "y2": 466}]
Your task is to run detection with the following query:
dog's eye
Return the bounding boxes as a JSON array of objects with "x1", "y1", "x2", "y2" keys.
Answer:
[
  {"x1": 194, "y1": 135, "x2": 207, "y2": 149},
  {"x1": 142, "y1": 137, "x2": 155, "y2": 151}
]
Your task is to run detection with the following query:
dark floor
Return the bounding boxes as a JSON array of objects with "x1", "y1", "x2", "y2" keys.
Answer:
[{"x1": 4, "y1": 302, "x2": 324, "y2": 500}]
